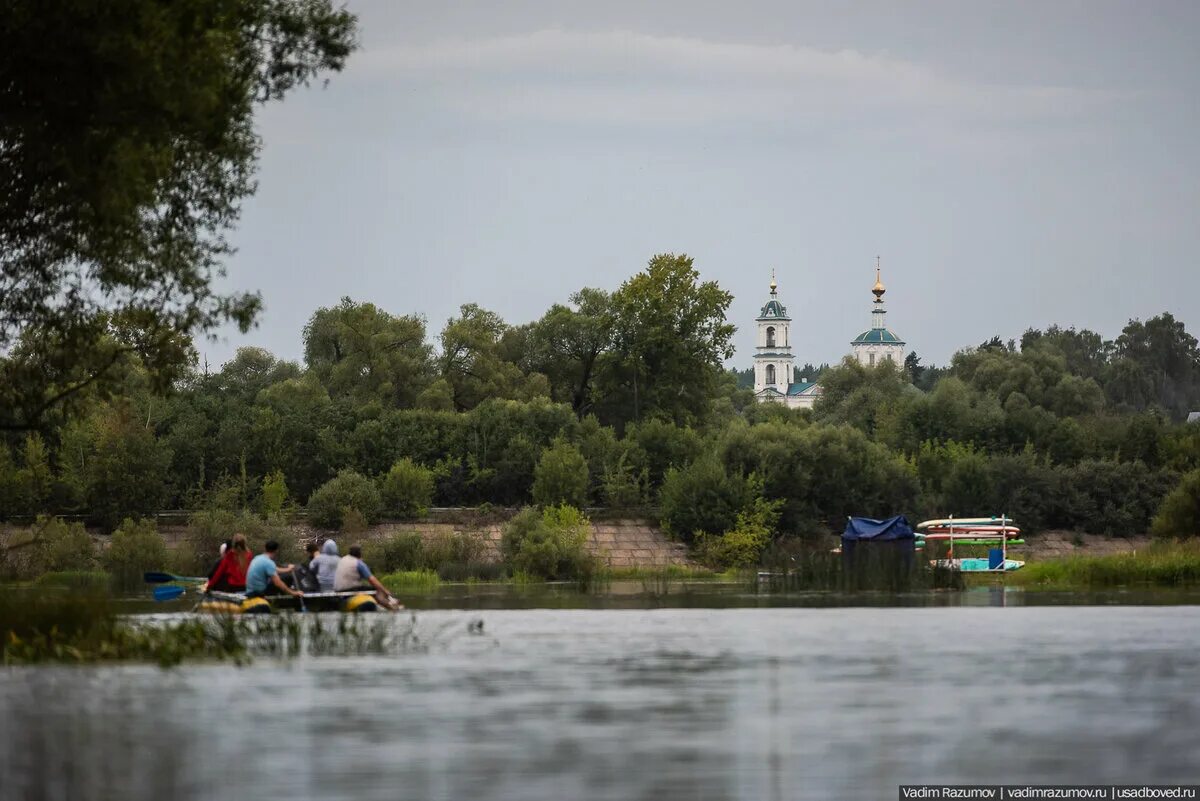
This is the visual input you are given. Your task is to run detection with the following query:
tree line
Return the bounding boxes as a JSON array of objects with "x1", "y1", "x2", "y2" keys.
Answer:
[
  {"x1": 2, "y1": 251, "x2": 1199, "y2": 557},
  {"x1": 2, "y1": 3, "x2": 1199, "y2": 565}
]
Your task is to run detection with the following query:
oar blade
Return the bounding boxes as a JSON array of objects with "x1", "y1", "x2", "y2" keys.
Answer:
[
  {"x1": 143, "y1": 572, "x2": 176, "y2": 584},
  {"x1": 153, "y1": 585, "x2": 186, "y2": 602}
]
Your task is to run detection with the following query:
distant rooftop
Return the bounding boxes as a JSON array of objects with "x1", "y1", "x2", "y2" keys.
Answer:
[{"x1": 851, "y1": 328, "x2": 905, "y2": 345}]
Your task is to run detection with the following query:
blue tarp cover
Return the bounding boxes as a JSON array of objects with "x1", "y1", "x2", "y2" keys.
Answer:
[{"x1": 841, "y1": 515, "x2": 914, "y2": 542}]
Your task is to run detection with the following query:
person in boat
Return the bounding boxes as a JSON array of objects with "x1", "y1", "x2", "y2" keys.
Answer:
[
  {"x1": 310, "y1": 539, "x2": 340, "y2": 593},
  {"x1": 205, "y1": 540, "x2": 231, "y2": 583},
  {"x1": 334, "y1": 545, "x2": 401, "y2": 609},
  {"x1": 245, "y1": 540, "x2": 303, "y2": 599},
  {"x1": 207, "y1": 534, "x2": 252, "y2": 593},
  {"x1": 293, "y1": 543, "x2": 321, "y2": 593}
]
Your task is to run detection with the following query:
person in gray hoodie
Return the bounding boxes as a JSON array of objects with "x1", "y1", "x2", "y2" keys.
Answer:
[{"x1": 310, "y1": 539, "x2": 341, "y2": 592}]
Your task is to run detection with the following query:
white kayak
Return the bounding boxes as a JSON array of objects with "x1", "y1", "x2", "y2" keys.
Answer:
[{"x1": 917, "y1": 517, "x2": 1017, "y2": 530}]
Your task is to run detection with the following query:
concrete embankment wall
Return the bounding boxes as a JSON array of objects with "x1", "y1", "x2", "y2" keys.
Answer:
[
  {"x1": 3, "y1": 515, "x2": 1156, "y2": 570},
  {"x1": 4, "y1": 511, "x2": 695, "y2": 570}
]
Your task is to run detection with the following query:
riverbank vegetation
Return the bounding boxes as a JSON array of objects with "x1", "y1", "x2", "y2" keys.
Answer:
[
  {"x1": 2, "y1": 287, "x2": 1199, "y2": 580},
  {"x1": 1, "y1": 2, "x2": 1199, "y2": 574},
  {"x1": 1010, "y1": 541, "x2": 1200, "y2": 589},
  {"x1": 0, "y1": 586, "x2": 409, "y2": 666}
]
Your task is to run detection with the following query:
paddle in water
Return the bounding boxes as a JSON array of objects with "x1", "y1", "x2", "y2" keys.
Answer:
[
  {"x1": 143, "y1": 572, "x2": 205, "y2": 585},
  {"x1": 153, "y1": 585, "x2": 187, "y2": 602}
]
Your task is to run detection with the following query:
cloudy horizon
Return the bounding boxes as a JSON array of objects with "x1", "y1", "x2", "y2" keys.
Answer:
[{"x1": 205, "y1": 0, "x2": 1200, "y2": 371}]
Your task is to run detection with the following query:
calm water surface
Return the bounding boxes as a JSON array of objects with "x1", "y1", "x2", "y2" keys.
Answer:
[{"x1": 2, "y1": 588, "x2": 1198, "y2": 801}]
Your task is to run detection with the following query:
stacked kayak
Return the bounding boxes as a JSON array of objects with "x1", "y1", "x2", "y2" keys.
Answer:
[{"x1": 917, "y1": 517, "x2": 1024, "y2": 572}]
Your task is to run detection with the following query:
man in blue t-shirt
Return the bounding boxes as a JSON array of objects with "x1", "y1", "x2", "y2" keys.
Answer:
[{"x1": 245, "y1": 540, "x2": 303, "y2": 599}]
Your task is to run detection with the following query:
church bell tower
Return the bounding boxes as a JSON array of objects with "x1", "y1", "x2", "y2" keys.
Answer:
[{"x1": 753, "y1": 271, "x2": 795, "y2": 396}]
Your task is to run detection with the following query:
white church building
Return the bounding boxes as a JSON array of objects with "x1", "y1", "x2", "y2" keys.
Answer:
[
  {"x1": 849, "y1": 260, "x2": 906, "y2": 367},
  {"x1": 753, "y1": 260, "x2": 906, "y2": 410},
  {"x1": 751, "y1": 274, "x2": 821, "y2": 408}
]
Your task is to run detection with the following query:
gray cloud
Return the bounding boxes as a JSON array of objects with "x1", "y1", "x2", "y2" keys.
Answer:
[{"x1": 358, "y1": 29, "x2": 1116, "y2": 129}]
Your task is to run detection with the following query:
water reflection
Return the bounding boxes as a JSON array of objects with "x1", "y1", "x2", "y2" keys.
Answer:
[{"x1": 3, "y1": 604, "x2": 1200, "y2": 801}]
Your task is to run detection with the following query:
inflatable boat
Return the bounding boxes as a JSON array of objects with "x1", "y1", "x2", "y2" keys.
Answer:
[{"x1": 198, "y1": 589, "x2": 381, "y2": 614}]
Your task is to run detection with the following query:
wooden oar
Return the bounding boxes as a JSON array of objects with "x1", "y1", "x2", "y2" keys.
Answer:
[
  {"x1": 153, "y1": 585, "x2": 187, "y2": 602},
  {"x1": 144, "y1": 571, "x2": 205, "y2": 585}
]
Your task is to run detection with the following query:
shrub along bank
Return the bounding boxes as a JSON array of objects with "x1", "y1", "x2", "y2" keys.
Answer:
[{"x1": 1010, "y1": 540, "x2": 1200, "y2": 589}]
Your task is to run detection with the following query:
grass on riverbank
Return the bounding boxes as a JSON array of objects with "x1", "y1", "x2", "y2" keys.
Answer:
[
  {"x1": 598, "y1": 565, "x2": 723, "y2": 580},
  {"x1": 1010, "y1": 541, "x2": 1200, "y2": 589},
  {"x1": 379, "y1": 564, "x2": 724, "y2": 593},
  {"x1": 380, "y1": 569, "x2": 442, "y2": 591}
]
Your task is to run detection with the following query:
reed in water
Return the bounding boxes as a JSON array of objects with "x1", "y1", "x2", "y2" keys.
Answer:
[{"x1": 0, "y1": 586, "x2": 414, "y2": 666}]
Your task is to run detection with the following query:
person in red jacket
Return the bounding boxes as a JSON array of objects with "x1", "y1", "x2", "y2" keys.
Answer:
[{"x1": 207, "y1": 533, "x2": 251, "y2": 592}]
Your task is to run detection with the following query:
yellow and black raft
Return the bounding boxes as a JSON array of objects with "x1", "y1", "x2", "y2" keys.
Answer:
[{"x1": 198, "y1": 590, "x2": 381, "y2": 614}]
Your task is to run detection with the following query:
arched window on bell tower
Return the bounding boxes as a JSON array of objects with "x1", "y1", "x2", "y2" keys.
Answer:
[
  {"x1": 765, "y1": 363, "x2": 776, "y2": 385},
  {"x1": 766, "y1": 326, "x2": 776, "y2": 348}
]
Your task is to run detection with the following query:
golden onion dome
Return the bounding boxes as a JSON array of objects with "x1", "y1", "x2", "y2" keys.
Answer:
[{"x1": 872, "y1": 259, "x2": 885, "y2": 299}]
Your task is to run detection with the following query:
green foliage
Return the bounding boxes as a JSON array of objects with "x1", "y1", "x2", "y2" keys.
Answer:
[
  {"x1": 813, "y1": 358, "x2": 911, "y2": 436},
  {"x1": 1151, "y1": 469, "x2": 1200, "y2": 539},
  {"x1": 415, "y1": 378, "x2": 456, "y2": 411},
  {"x1": 3, "y1": 218, "x2": 1200, "y2": 553},
  {"x1": 307, "y1": 470, "x2": 382, "y2": 530},
  {"x1": 501, "y1": 505, "x2": 595, "y2": 580},
  {"x1": 422, "y1": 531, "x2": 489, "y2": 572},
  {"x1": 596, "y1": 253, "x2": 736, "y2": 427},
  {"x1": 659, "y1": 454, "x2": 753, "y2": 544},
  {"x1": 0, "y1": 444, "x2": 18, "y2": 516},
  {"x1": 523, "y1": 288, "x2": 614, "y2": 417},
  {"x1": 101, "y1": 518, "x2": 168, "y2": 591},
  {"x1": 625, "y1": 418, "x2": 704, "y2": 489},
  {"x1": 82, "y1": 406, "x2": 173, "y2": 531},
  {"x1": 259, "y1": 470, "x2": 290, "y2": 519},
  {"x1": 181, "y1": 510, "x2": 295, "y2": 576},
  {"x1": 600, "y1": 452, "x2": 649, "y2": 508},
  {"x1": 697, "y1": 494, "x2": 783, "y2": 569},
  {"x1": 25, "y1": 517, "x2": 97, "y2": 577},
  {"x1": 32, "y1": 570, "x2": 110, "y2": 592},
  {"x1": 379, "y1": 569, "x2": 442, "y2": 591},
  {"x1": 722, "y1": 422, "x2": 917, "y2": 534},
  {"x1": 362, "y1": 530, "x2": 489, "y2": 579},
  {"x1": 15, "y1": 434, "x2": 53, "y2": 515},
  {"x1": 532, "y1": 440, "x2": 590, "y2": 508},
  {"x1": 0, "y1": 435, "x2": 55, "y2": 517},
  {"x1": 1052, "y1": 459, "x2": 1172, "y2": 536},
  {"x1": 439, "y1": 304, "x2": 542, "y2": 411},
  {"x1": 363, "y1": 532, "x2": 426, "y2": 573},
  {"x1": 1110, "y1": 313, "x2": 1200, "y2": 418},
  {"x1": 758, "y1": 543, "x2": 964, "y2": 593},
  {"x1": 379, "y1": 458, "x2": 434, "y2": 519},
  {"x1": 304, "y1": 298, "x2": 433, "y2": 407},
  {"x1": 1013, "y1": 541, "x2": 1200, "y2": 588},
  {"x1": 0, "y1": 1, "x2": 358, "y2": 430}
]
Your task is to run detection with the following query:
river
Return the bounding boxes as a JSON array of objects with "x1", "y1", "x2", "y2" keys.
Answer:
[{"x1": 2, "y1": 586, "x2": 1198, "y2": 801}]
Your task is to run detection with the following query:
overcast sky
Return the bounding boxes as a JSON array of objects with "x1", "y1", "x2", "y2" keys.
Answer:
[{"x1": 206, "y1": 0, "x2": 1200, "y2": 371}]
